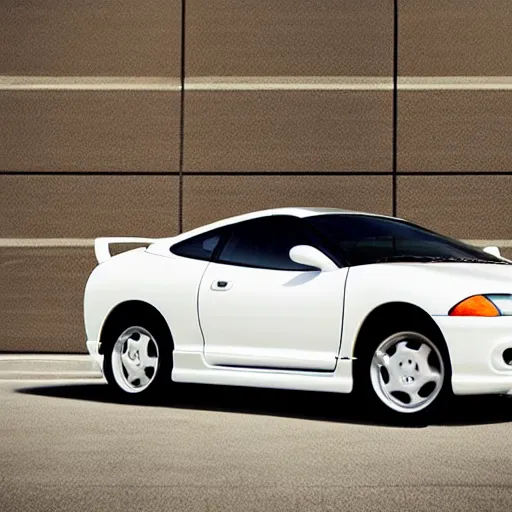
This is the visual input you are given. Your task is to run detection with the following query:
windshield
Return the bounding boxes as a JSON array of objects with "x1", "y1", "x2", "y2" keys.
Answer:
[{"x1": 306, "y1": 214, "x2": 507, "y2": 267}]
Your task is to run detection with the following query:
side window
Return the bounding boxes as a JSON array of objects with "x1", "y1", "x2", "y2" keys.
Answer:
[
  {"x1": 170, "y1": 231, "x2": 222, "y2": 261},
  {"x1": 216, "y1": 216, "x2": 320, "y2": 271}
]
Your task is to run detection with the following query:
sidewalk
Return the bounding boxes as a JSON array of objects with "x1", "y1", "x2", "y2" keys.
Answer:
[{"x1": 0, "y1": 354, "x2": 103, "y2": 380}]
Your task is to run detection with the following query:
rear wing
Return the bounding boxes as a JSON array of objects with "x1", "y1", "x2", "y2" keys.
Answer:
[{"x1": 94, "y1": 237, "x2": 156, "y2": 264}]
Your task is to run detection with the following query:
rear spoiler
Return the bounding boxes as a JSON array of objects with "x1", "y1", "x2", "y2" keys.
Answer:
[{"x1": 94, "y1": 237, "x2": 156, "y2": 264}]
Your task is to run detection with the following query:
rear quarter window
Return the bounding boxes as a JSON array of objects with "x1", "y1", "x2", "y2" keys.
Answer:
[{"x1": 170, "y1": 232, "x2": 222, "y2": 261}]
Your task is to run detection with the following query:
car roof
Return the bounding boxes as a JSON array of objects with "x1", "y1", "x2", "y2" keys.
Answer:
[{"x1": 156, "y1": 207, "x2": 400, "y2": 248}]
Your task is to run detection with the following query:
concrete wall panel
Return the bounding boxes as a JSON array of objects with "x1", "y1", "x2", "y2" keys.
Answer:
[
  {"x1": 187, "y1": 0, "x2": 393, "y2": 76},
  {"x1": 183, "y1": 174, "x2": 392, "y2": 231},
  {"x1": 184, "y1": 91, "x2": 392, "y2": 172},
  {"x1": 399, "y1": 0, "x2": 512, "y2": 76},
  {"x1": 398, "y1": 92, "x2": 512, "y2": 172},
  {"x1": 1, "y1": 0, "x2": 181, "y2": 76},
  {"x1": 0, "y1": 175, "x2": 179, "y2": 238},
  {"x1": 0, "y1": 91, "x2": 180, "y2": 173},
  {"x1": 0, "y1": 248, "x2": 94, "y2": 353},
  {"x1": 398, "y1": 175, "x2": 512, "y2": 239}
]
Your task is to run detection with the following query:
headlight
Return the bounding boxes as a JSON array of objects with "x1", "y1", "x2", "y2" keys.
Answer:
[
  {"x1": 487, "y1": 294, "x2": 512, "y2": 316},
  {"x1": 449, "y1": 294, "x2": 512, "y2": 317}
]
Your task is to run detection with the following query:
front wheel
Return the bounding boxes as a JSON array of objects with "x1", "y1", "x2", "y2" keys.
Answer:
[{"x1": 355, "y1": 330, "x2": 450, "y2": 422}]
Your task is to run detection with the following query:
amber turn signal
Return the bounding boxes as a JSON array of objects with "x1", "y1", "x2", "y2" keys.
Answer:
[{"x1": 449, "y1": 295, "x2": 500, "y2": 317}]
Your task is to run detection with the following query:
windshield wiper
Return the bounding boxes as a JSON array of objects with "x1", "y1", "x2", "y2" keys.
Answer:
[
  {"x1": 436, "y1": 257, "x2": 511, "y2": 265},
  {"x1": 367, "y1": 255, "x2": 447, "y2": 264},
  {"x1": 367, "y1": 255, "x2": 511, "y2": 265}
]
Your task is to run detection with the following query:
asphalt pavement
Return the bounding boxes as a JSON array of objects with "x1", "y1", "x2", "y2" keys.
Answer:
[{"x1": 1, "y1": 365, "x2": 512, "y2": 512}]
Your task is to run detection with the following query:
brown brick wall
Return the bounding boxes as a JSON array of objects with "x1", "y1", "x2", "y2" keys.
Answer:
[{"x1": 1, "y1": 1, "x2": 511, "y2": 351}]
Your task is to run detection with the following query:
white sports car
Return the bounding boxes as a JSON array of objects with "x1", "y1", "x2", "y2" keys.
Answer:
[{"x1": 84, "y1": 207, "x2": 512, "y2": 420}]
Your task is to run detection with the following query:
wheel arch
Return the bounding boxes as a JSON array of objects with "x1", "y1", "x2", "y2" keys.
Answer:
[
  {"x1": 352, "y1": 302, "x2": 450, "y2": 368},
  {"x1": 98, "y1": 300, "x2": 174, "y2": 355}
]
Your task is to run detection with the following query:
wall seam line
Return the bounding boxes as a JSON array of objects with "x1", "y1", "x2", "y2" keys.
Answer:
[
  {"x1": 392, "y1": 0, "x2": 399, "y2": 217},
  {"x1": 178, "y1": 0, "x2": 187, "y2": 234}
]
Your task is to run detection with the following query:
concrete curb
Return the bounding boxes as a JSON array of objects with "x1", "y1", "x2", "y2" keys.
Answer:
[{"x1": 0, "y1": 354, "x2": 103, "y2": 380}]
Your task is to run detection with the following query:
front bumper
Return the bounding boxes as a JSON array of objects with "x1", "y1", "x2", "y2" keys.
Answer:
[
  {"x1": 434, "y1": 316, "x2": 512, "y2": 395},
  {"x1": 86, "y1": 340, "x2": 104, "y2": 374}
]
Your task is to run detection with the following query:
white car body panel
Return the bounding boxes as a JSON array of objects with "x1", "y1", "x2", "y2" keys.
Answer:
[
  {"x1": 171, "y1": 351, "x2": 352, "y2": 393},
  {"x1": 84, "y1": 249, "x2": 209, "y2": 354},
  {"x1": 434, "y1": 316, "x2": 512, "y2": 395},
  {"x1": 339, "y1": 262, "x2": 512, "y2": 359},
  {"x1": 198, "y1": 262, "x2": 347, "y2": 371},
  {"x1": 84, "y1": 207, "x2": 512, "y2": 398}
]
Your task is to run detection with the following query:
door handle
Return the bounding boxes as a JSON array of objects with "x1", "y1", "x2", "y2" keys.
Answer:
[{"x1": 211, "y1": 280, "x2": 233, "y2": 291}]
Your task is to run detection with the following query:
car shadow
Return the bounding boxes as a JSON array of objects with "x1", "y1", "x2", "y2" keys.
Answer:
[{"x1": 16, "y1": 380, "x2": 512, "y2": 428}]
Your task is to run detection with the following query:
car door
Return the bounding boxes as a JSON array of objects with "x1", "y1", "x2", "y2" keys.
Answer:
[{"x1": 198, "y1": 215, "x2": 348, "y2": 371}]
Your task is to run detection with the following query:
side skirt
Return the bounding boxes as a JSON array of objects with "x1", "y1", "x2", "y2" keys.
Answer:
[{"x1": 171, "y1": 351, "x2": 353, "y2": 393}]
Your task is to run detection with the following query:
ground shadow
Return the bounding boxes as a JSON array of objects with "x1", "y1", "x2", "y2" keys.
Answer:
[{"x1": 16, "y1": 380, "x2": 512, "y2": 428}]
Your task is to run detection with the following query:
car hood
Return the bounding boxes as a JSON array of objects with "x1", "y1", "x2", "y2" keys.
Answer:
[
  {"x1": 392, "y1": 262, "x2": 512, "y2": 308},
  {"x1": 408, "y1": 262, "x2": 512, "y2": 287},
  {"x1": 347, "y1": 261, "x2": 512, "y2": 316}
]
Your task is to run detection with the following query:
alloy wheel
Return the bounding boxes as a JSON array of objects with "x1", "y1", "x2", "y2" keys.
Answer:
[
  {"x1": 111, "y1": 326, "x2": 159, "y2": 393},
  {"x1": 370, "y1": 331, "x2": 445, "y2": 414}
]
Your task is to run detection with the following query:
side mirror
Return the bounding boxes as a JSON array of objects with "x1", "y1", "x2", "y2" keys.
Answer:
[
  {"x1": 289, "y1": 245, "x2": 338, "y2": 272},
  {"x1": 483, "y1": 246, "x2": 501, "y2": 258}
]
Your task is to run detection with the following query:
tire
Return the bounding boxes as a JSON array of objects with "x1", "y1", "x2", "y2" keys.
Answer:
[
  {"x1": 354, "y1": 323, "x2": 451, "y2": 424},
  {"x1": 102, "y1": 313, "x2": 173, "y2": 399}
]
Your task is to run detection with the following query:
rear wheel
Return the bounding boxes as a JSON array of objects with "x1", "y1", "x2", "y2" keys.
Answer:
[
  {"x1": 103, "y1": 315, "x2": 173, "y2": 398},
  {"x1": 355, "y1": 325, "x2": 451, "y2": 423}
]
